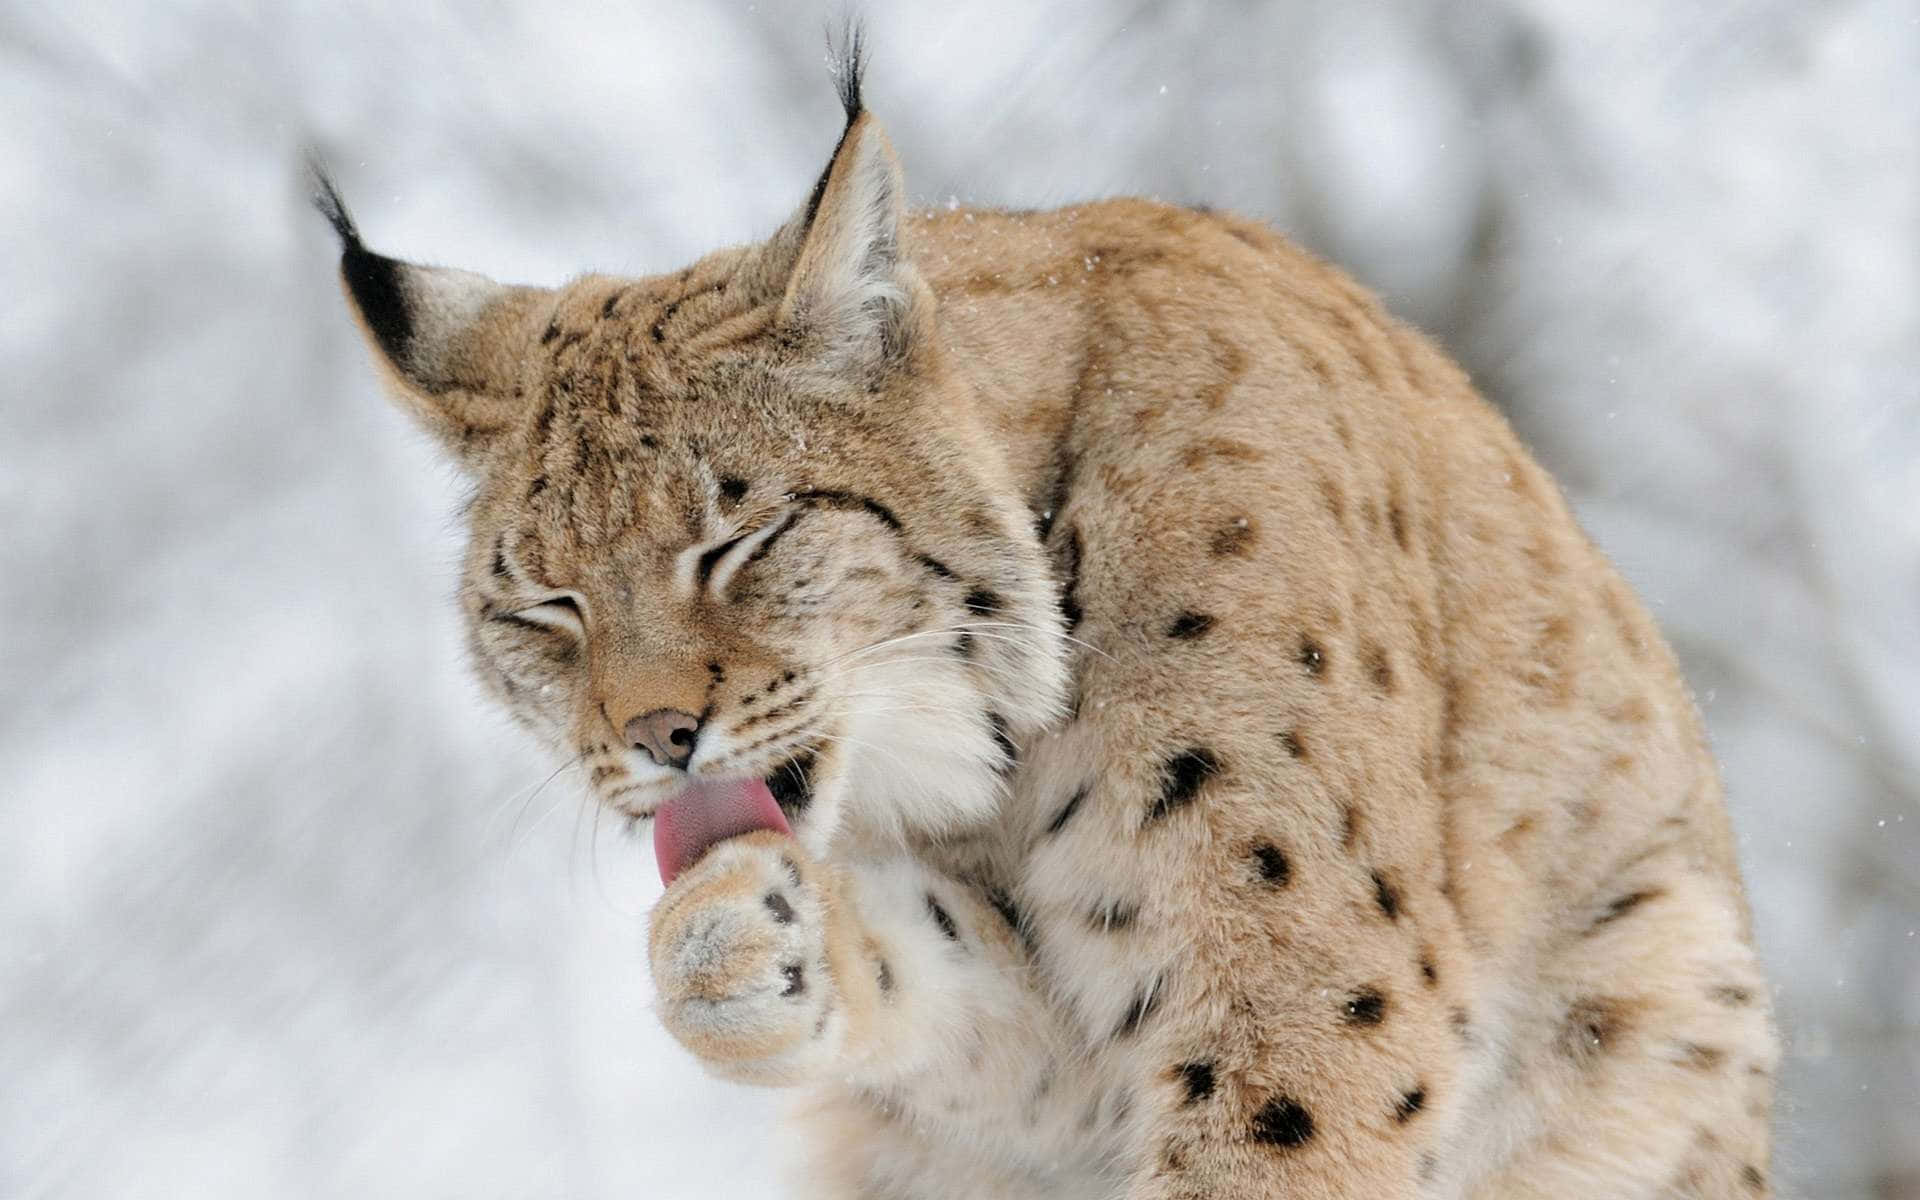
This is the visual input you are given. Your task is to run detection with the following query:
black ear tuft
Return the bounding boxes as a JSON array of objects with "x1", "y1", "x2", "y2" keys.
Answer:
[
  {"x1": 305, "y1": 153, "x2": 362, "y2": 249},
  {"x1": 339, "y1": 243, "x2": 415, "y2": 368},
  {"x1": 827, "y1": 18, "x2": 866, "y2": 125},
  {"x1": 802, "y1": 20, "x2": 871, "y2": 231},
  {"x1": 306, "y1": 158, "x2": 415, "y2": 368}
]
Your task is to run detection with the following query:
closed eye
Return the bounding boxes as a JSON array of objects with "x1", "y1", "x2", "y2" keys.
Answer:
[
  {"x1": 678, "y1": 508, "x2": 802, "y2": 600},
  {"x1": 695, "y1": 534, "x2": 749, "y2": 587},
  {"x1": 705, "y1": 509, "x2": 800, "y2": 599},
  {"x1": 495, "y1": 594, "x2": 586, "y2": 637}
]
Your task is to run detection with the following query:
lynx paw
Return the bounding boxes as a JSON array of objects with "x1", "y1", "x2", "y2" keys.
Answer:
[{"x1": 647, "y1": 831, "x2": 844, "y2": 1085}]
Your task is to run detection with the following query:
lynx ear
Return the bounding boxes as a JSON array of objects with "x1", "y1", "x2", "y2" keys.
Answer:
[
  {"x1": 310, "y1": 164, "x2": 549, "y2": 464},
  {"x1": 771, "y1": 44, "x2": 923, "y2": 376}
]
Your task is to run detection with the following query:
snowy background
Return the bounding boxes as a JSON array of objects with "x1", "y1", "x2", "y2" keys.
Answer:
[{"x1": 3, "y1": 2, "x2": 1915, "y2": 1197}]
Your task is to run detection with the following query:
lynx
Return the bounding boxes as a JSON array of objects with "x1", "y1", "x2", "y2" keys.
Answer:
[{"x1": 316, "y1": 40, "x2": 1777, "y2": 1200}]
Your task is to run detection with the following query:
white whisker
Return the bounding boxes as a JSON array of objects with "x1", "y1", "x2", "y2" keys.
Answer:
[
  {"x1": 490, "y1": 751, "x2": 587, "y2": 853},
  {"x1": 947, "y1": 619, "x2": 1117, "y2": 663}
]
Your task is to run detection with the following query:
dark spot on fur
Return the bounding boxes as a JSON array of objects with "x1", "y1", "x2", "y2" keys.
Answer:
[
  {"x1": 1344, "y1": 988, "x2": 1387, "y2": 1026},
  {"x1": 876, "y1": 958, "x2": 894, "y2": 995},
  {"x1": 926, "y1": 894, "x2": 959, "y2": 941},
  {"x1": 1499, "y1": 813, "x2": 1539, "y2": 848},
  {"x1": 1421, "y1": 954, "x2": 1439, "y2": 986},
  {"x1": 540, "y1": 320, "x2": 559, "y2": 345},
  {"x1": 1674, "y1": 1042, "x2": 1728, "y2": 1072},
  {"x1": 1148, "y1": 748, "x2": 1221, "y2": 823},
  {"x1": 1035, "y1": 448, "x2": 1074, "y2": 542},
  {"x1": 1608, "y1": 696, "x2": 1654, "y2": 725},
  {"x1": 964, "y1": 587, "x2": 1000, "y2": 616},
  {"x1": 651, "y1": 299, "x2": 682, "y2": 343},
  {"x1": 764, "y1": 892, "x2": 794, "y2": 924},
  {"x1": 917, "y1": 554, "x2": 958, "y2": 581},
  {"x1": 1115, "y1": 980, "x2": 1162, "y2": 1038},
  {"x1": 718, "y1": 476, "x2": 748, "y2": 504},
  {"x1": 526, "y1": 474, "x2": 547, "y2": 500},
  {"x1": 1389, "y1": 502, "x2": 1410, "y2": 550},
  {"x1": 1299, "y1": 636, "x2": 1327, "y2": 677},
  {"x1": 1365, "y1": 643, "x2": 1395, "y2": 694},
  {"x1": 1562, "y1": 996, "x2": 1633, "y2": 1064},
  {"x1": 1278, "y1": 729, "x2": 1306, "y2": 759},
  {"x1": 780, "y1": 962, "x2": 805, "y2": 997},
  {"x1": 1175, "y1": 1061, "x2": 1215, "y2": 1104},
  {"x1": 1091, "y1": 901, "x2": 1138, "y2": 932},
  {"x1": 1251, "y1": 1097, "x2": 1315, "y2": 1148},
  {"x1": 1046, "y1": 786, "x2": 1088, "y2": 835},
  {"x1": 988, "y1": 710, "x2": 1017, "y2": 764},
  {"x1": 1452, "y1": 1007, "x2": 1473, "y2": 1043},
  {"x1": 1372, "y1": 871, "x2": 1401, "y2": 920},
  {"x1": 1742, "y1": 1165, "x2": 1765, "y2": 1191},
  {"x1": 1589, "y1": 887, "x2": 1664, "y2": 932},
  {"x1": 1319, "y1": 474, "x2": 1347, "y2": 525},
  {"x1": 1179, "y1": 437, "x2": 1263, "y2": 468},
  {"x1": 985, "y1": 887, "x2": 1031, "y2": 950},
  {"x1": 1419, "y1": 1152, "x2": 1440, "y2": 1183},
  {"x1": 1253, "y1": 842, "x2": 1290, "y2": 885},
  {"x1": 1710, "y1": 984, "x2": 1755, "y2": 1007},
  {"x1": 1166, "y1": 611, "x2": 1214, "y2": 639},
  {"x1": 1210, "y1": 517, "x2": 1257, "y2": 556},
  {"x1": 1394, "y1": 1087, "x2": 1427, "y2": 1123},
  {"x1": 600, "y1": 290, "x2": 624, "y2": 319},
  {"x1": 780, "y1": 855, "x2": 802, "y2": 887},
  {"x1": 1059, "y1": 527, "x2": 1084, "y2": 629}
]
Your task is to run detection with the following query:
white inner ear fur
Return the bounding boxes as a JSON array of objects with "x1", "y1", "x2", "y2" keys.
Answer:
[{"x1": 395, "y1": 263, "x2": 512, "y2": 378}]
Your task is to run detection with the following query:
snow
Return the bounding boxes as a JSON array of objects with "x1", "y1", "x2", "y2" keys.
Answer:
[{"x1": 3, "y1": 2, "x2": 1914, "y2": 1197}]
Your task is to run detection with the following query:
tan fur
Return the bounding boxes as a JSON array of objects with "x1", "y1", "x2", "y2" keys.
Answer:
[{"x1": 329, "y1": 65, "x2": 1776, "y2": 1200}]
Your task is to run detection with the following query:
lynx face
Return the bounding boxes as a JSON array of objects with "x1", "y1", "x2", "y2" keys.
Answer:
[{"x1": 316, "y1": 90, "x2": 1068, "y2": 861}]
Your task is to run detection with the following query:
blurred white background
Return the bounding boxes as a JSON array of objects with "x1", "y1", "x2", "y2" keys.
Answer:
[{"x1": 2, "y1": 2, "x2": 1915, "y2": 1196}]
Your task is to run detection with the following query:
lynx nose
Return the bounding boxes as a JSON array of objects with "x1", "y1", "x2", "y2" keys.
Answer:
[
  {"x1": 628, "y1": 709, "x2": 703, "y2": 769},
  {"x1": 627, "y1": 708, "x2": 703, "y2": 769}
]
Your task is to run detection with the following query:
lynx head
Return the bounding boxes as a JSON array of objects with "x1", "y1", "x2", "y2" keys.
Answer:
[{"x1": 317, "y1": 44, "x2": 1068, "y2": 870}]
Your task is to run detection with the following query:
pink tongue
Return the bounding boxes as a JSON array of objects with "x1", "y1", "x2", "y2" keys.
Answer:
[{"x1": 653, "y1": 778, "x2": 792, "y2": 886}]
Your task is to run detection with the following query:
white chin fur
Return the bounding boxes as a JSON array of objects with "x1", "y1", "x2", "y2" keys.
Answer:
[{"x1": 835, "y1": 653, "x2": 1008, "y2": 842}]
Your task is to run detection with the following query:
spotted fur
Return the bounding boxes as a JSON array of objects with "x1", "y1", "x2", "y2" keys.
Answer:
[{"x1": 321, "y1": 39, "x2": 1777, "y2": 1200}]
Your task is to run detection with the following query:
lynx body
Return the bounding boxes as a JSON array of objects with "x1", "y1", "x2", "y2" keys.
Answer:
[{"x1": 321, "y1": 48, "x2": 1776, "y2": 1200}]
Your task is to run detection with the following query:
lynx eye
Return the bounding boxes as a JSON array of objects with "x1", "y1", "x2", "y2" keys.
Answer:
[{"x1": 497, "y1": 594, "x2": 587, "y2": 637}]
